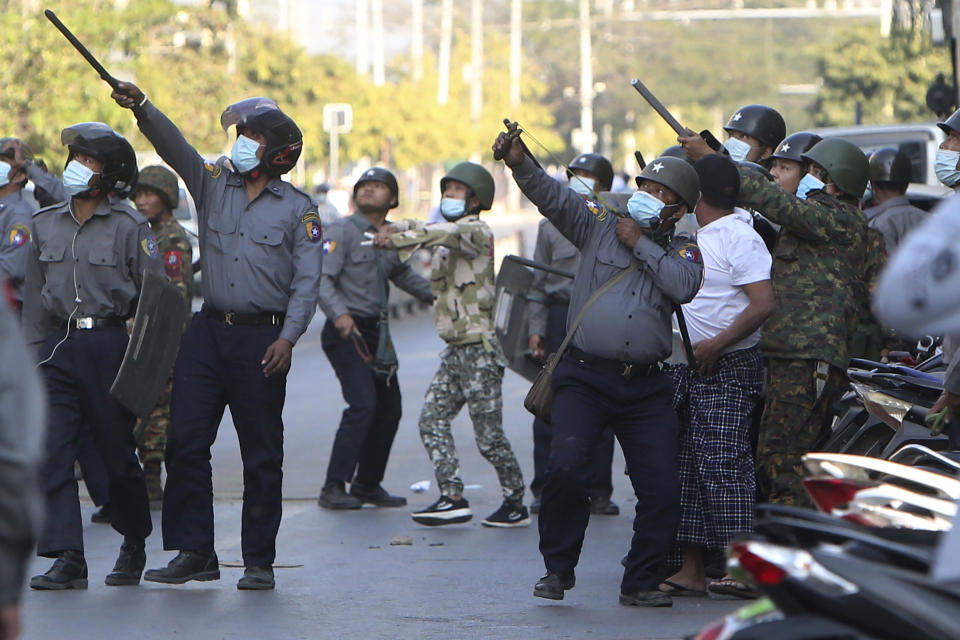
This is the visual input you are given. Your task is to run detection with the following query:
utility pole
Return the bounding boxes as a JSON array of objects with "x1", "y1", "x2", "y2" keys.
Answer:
[
  {"x1": 372, "y1": 0, "x2": 385, "y2": 85},
  {"x1": 578, "y1": 0, "x2": 595, "y2": 152},
  {"x1": 412, "y1": 0, "x2": 424, "y2": 82},
  {"x1": 510, "y1": 0, "x2": 522, "y2": 108},
  {"x1": 438, "y1": 0, "x2": 453, "y2": 105},
  {"x1": 356, "y1": 0, "x2": 370, "y2": 78},
  {"x1": 471, "y1": 0, "x2": 484, "y2": 121}
]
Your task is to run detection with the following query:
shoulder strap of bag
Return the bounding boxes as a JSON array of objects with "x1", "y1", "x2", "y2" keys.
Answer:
[{"x1": 551, "y1": 260, "x2": 636, "y2": 363}]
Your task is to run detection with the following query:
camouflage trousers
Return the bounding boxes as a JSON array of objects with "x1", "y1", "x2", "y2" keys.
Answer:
[
  {"x1": 136, "y1": 378, "x2": 172, "y2": 464},
  {"x1": 419, "y1": 342, "x2": 525, "y2": 503},
  {"x1": 756, "y1": 358, "x2": 846, "y2": 506}
]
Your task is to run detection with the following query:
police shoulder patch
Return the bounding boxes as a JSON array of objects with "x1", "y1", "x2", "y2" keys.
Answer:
[
  {"x1": 322, "y1": 239, "x2": 337, "y2": 254},
  {"x1": 164, "y1": 250, "x2": 182, "y2": 280},
  {"x1": 304, "y1": 219, "x2": 322, "y2": 243},
  {"x1": 203, "y1": 160, "x2": 222, "y2": 178},
  {"x1": 301, "y1": 211, "x2": 320, "y2": 223},
  {"x1": 142, "y1": 236, "x2": 160, "y2": 259},
  {"x1": 8, "y1": 223, "x2": 29, "y2": 247},
  {"x1": 678, "y1": 243, "x2": 701, "y2": 263}
]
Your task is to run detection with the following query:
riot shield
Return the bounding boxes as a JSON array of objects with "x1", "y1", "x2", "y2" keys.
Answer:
[
  {"x1": 110, "y1": 269, "x2": 187, "y2": 418},
  {"x1": 495, "y1": 255, "x2": 574, "y2": 383}
]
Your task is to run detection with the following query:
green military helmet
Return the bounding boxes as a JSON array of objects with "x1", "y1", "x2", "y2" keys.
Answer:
[
  {"x1": 635, "y1": 156, "x2": 700, "y2": 210},
  {"x1": 868, "y1": 147, "x2": 912, "y2": 185},
  {"x1": 802, "y1": 138, "x2": 869, "y2": 199},
  {"x1": 135, "y1": 165, "x2": 180, "y2": 210},
  {"x1": 441, "y1": 162, "x2": 495, "y2": 212},
  {"x1": 937, "y1": 108, "x2": 960, "y2": 136}
]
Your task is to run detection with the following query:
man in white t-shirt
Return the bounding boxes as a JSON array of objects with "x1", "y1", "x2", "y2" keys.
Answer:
[{"x1": 659, "y1": 155, "x2": 774, "y2": 599}]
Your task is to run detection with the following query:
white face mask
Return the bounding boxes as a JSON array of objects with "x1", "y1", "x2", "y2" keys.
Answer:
[
  {"x1": 569, "y1": 176, "x2": 595, "y2": 196},
  {"x1": 935, "y1": 149, "x2": 960, "y2": 187},
  {"x1": 63, "y1": 160, "x2": 97, "y2": 196},
  {"x1": 723, "y1": 137, "x2": 753, "y2": 162},
  {"x1": 0, "y1": 162, "x2": 10, "y2": 189}
]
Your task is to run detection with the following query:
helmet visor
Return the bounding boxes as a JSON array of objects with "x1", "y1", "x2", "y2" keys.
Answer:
[
  {"x1": 220, "y1": 97, "x2": 281, "y2": 132},
  {"x1": 61, "y1": 122, "x2": 122, "y2": 149}
]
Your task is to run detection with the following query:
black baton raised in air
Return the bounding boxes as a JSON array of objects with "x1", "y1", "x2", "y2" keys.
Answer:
[
  {"x1": 45, "y1": 10, "x2": 121, "y2": 90},
  {"x1": 630, "y1": 78, "x2": 686, "y2": 136}
]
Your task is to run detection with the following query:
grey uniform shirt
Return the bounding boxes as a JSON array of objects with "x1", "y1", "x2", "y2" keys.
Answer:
[
  {"x1": 25, "y1": 162, "x2": 66, "y2": 206},
  {"x1": 21, "y1": 197, "x2": 162, "y2": 351},
  {"x1": 528, "y1": 218, "x2": 579, "y2": 337},
  {"x1": 134, "y1": 101, "x2": 322, "y2": 345},
  {"x1": 512, "y1": 156, "x2": 703, "y2": 363},
  {"x1": 864, "y1": 195, "x2": 926, "y2": 252},
  {"x1": 0, "y1": 299, "x2": 45, "y2": 605},
  {"x1": 318, "y1": 213, "x2": 433, "y2": 320},
  {"x1": 0, "y1": 190, "x2": 35, "y2": 302}
]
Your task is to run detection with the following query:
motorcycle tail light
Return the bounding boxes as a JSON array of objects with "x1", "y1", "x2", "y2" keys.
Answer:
[
  {"x1": 729, "y1": 541, "x2": 858, "y2": 596},
  {"x1": 731, "y1": 542, "x2": 788, "y2": 586},
  {"x1": 803, "y1": 477, "x2": 873, "y2": 513}
]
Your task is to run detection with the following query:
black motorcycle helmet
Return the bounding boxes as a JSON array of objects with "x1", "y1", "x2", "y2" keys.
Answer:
[
  {"x1": 61, "y1": 122, "x2": 138, "y2": 199},
  {"x1": 353, "y1": 167, "x2": 399, "y2": 209},
  {"x1": 723, "y1": 105, "x2": 787, "y2": 151},
  {"x1": 868, "y1": 147, "x2": 912, "y2": 185},
  {"x1": 567, "y1": 152, "x2": 614, "y2": 191},
  {"x1": 220, "y1": 97, "x2": 302, "y2": 178}
]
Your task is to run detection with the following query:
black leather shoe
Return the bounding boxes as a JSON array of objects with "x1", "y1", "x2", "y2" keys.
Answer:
[
  {"x1": 105, "y1": 540, "x2": 146, "y2": 586},
  {"x1": 619, "y1": 589, "x2": 672, "y2": 607},
  {"x1": 30, "y1": 550, "x2": 88, "y2": 590},
  {"x1": 91, "y1": 504, "x2": 112, "y2": 524},
  {"x1": 350, "y1": 483, "x2": 407, "y2": 507},
  {"x1": 589, "y1": 496, "x2": 620, "y2": 516},
  {"x1": 317, "y1": 482, "x2": 363, "y2": 510},
  {"x1": 533, "y1": 572, "x2": 575, "y2": 600},
  {"x1": 143, "y1": 551, "x2": 220, "y2": 584},
  {"x1": 237, "y1": 566, "x2": 275, "y2": 590},
  {"x1": 530, "y1": 496, "x2": 541, "y2": 514}
]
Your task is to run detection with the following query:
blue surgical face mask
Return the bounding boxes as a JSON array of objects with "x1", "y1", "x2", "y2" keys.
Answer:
[
  {"x1": 626, "y1": 190, "x2": 665, "y2": 227},
  {"x1": 796, "y1": 172, "x2": 825, "y2": 200},
  {"x1": 936, "y1": 149, "x2": 960, "y2": 187},
  {"x1": 569, "y1": 176, "x2": 595, "y2": 196},
  {"x1": 440, "y1": 197, "x2": 466, "y2": 221},
  {"x1": 231, "y1": 134, "x2": 263, "y2": 174},
  {"x1": 0, "y1": 162, "x2": 10, "y2": 189},
  {"x1": 63, "y1": 160, "x2": 98, "y2": 196},
  {"x1": 723, "y1": 137, "x2": 753, "y2": 162}
]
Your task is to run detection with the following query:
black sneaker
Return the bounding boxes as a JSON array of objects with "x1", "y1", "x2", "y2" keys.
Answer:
[
  {"x1": 411, "y1": 496, "x2": 472, "y2": 526},
  {"x1": 482, "y1": 501, "x2": 530, "y2": 528},
  {"x1": 30, "y1": 550, "x2": 88, "y2": 590},
  {"x1": 105, "y1": 539, "x2": 146, "y2": 586},
  {"x1": 143, "y1": 551, "x2": 220, "y2": 584},
  {"x1": 619, "y1": 589, "x2": 673, "y2": 607},
  {"x1": 534, "y1": 572, "x2": 575, "y2": 600},
  {"x1": 589, "y1": 496, "x2": 620, "y2": 516},
  {"x1": 237, "y1": 566, "x2": 275, "y2": 590},
  {"x1": 317, "y1": 482, "x2": 363, "y2": 510},
  {"x1": 349, "y1": 483, "x2": 407, "y2": 507},
  {"x1": 91, "y1": 504, "x2": 112, "y2": 524}
]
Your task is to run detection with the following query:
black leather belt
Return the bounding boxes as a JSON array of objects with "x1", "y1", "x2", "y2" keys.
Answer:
[
  {"x1": 57, "y1": 316, "x2": 125, "y2": 330},
  {"x1": 565, "y1": 346, "x2": 661, "y2": 379},
  {"x1": 202, "y1": 305, "x2": 284, "y2": 327}
]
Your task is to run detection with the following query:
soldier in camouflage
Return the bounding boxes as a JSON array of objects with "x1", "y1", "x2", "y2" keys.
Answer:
[
  {"x1": 131, "y1": 165, "x2": 193, "y2": 506},
  {"x1": 737, "y1": 138, "x2": 873, "y2": 505},
  {"x1": 375, "y1": 162, "x2": 528, "y2": 529}
]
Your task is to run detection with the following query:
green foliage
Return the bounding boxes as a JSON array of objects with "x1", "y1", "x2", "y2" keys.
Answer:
[{"x1": 808, "y1": 25, "x2": 950, "y2": 126}]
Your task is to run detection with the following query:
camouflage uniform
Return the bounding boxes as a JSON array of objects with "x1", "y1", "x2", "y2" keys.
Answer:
[
  {"x1": 136, "y1": 217, "x2": 193, "y2": 465},
  {"x1": 391, "y1": 217, "x2": 525, "y2": 503},
  {"x1": 738, "y1": 167, "x2": 869, "y2": 505}
]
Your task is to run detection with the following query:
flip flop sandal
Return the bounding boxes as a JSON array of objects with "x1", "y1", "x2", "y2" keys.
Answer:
[
  {"x1": 657, "y1": 579, "x2": 707, "y2": 597},
  {"x1": 708, "y1": 578, "x2": 759, "y2": 599}
]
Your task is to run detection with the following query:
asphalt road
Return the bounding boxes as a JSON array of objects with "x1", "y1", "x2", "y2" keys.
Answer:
[{"x1": 20, "y1": 311, "x2": 742, "y2": 640}]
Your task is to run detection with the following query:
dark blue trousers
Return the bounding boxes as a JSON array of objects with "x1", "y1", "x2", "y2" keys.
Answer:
[
  {"x1": 538, "y1": 358, "x2": 680, "y2": 593},
  {"x1": 76, "y1": 426, "x2": 110, "y2": 506},
  {"x1": 162, "y1": 312, "x2": 286, "y2": 567},
  {"x1": 531, "y1": 300, "x2": 614, "y2": 499},
  {"x1": 37, "y1": 327, "x2": 152, "y2": 556},
  {"x1": 321, "y1": 318, "x2": 402, "y2": 487}
]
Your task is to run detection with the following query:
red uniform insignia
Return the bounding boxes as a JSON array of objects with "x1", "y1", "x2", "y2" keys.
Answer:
[{"x1": 164, "y1": 250, "x2": 182, "y2": 280}]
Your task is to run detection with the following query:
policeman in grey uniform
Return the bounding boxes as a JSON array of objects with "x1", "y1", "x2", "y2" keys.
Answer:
[
  {"x1": 495, "y1": 132, "x2": 703, "y2": 607},
  {"x1": 111, "y1": 82, "x2": 322, "y2": 591},
  {"x1": 24, "y1": 122, "x2": 160, "y2": 590},
  {"x1": 863, "y1": 147, "x2": 926, "y2": 252},
  {"x1": 0, "y1": 138, "x2": 37, "y2": 312},
  {"x1": 528, "y1": 152, "x2": 618, "y2": 517},
  {"x1": 317, "y1": 167, "x2": 433, "y2": 509}
]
